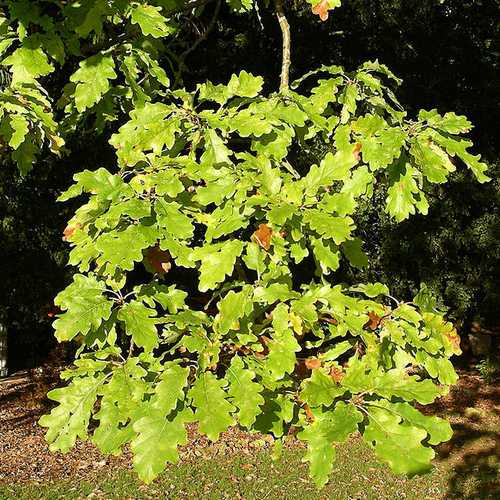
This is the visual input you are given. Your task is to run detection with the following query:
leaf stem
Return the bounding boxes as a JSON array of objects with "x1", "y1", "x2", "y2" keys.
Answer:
[{"x1": 274, "y1": 0, "x2": 291, "y2": 93}]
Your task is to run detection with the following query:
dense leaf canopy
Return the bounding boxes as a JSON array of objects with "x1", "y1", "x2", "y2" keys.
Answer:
[{"x1": 0, "y1": 0, "x2": 496, "y2": 488}]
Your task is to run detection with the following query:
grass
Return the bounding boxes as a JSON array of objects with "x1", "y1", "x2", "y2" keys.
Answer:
[
  {"x1": 1, "y1": 371, "x2": 497, "y2": 499},
  {"x1": 2, "y1": 434, "x2": 495, "y2": 500}
]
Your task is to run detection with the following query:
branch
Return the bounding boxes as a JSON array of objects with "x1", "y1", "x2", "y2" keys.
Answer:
[
  {"x1": 183, "y1": 0, "x2": 221, "y2": 59},
  {"x1": 177, "y1": 0, "x2": 214, "y2": 13},
  {"x1": 274, "y1": 0, "x2": 291, "y2": 93},
  {"x1": 174, "y1": 0, "x2": 221, "y2": 88}
]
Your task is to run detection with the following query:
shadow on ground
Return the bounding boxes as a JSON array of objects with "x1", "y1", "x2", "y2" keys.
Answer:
[{"x1": 426, "y1": 371, "x2": 500, "y2": 499}]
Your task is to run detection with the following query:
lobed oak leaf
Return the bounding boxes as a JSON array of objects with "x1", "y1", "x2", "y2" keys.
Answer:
[
  {"x1": 251, "y1": 223, "x2": 273, "y2": 250},
  {"x1": 312, "y1": 0, "x2": 330, "y2": 21}
]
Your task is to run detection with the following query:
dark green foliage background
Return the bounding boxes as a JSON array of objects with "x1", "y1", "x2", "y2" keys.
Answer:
[{"x1": 1, "y1": 0, "x2": 498, "y2": 372}]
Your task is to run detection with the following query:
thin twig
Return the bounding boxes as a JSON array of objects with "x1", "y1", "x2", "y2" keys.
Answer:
[
  {"x1": 274, "y1": 0, "x2": 291, "y2": 93},
  {"x1": 178, "y1": 0, "x2": 214, "y2": 13},
  {"x1": 174, "y1": 0, "x2": 221, "y2": 88}
]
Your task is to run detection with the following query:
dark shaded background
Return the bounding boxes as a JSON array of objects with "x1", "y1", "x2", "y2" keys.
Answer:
[{"x1": 1, "y1": 0, "x2": 498, "y2": 372}]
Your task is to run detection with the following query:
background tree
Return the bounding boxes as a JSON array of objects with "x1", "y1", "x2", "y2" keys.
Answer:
[{"x1": 1, "y1": 1, "x2": 497, "y2": 374}]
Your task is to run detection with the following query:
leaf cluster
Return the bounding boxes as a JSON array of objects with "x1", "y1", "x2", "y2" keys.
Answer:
[{"x1": 42, "y1": 64, "x2": 481, "y2": 486}]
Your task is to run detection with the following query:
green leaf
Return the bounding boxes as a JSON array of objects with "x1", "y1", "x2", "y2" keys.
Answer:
[
  {"x1": 201, "y1": 129, "x2": 233, "y2": 166},
  {"x1": 363, "y1": 405, "x2": 435, "y2": 475},
  {"x1": 192, "y1": 241, "x2": 245, "y2": 292},
  {"x1": 227, "y1": 70, "x2": 264, "y2": 98},
  {"x1": 268, "y1": 203, "x2": 296, "y2": 225},
  {"x1": 300, "y1": 369, "x2": 346, "y2": 407},
  {"x1": 151, "y1": 171, "x2": 184, "y2": 197},
  {"x1": 7, "y1": 136, "x2": 37, "y2": 174},
  {"x1": 227, "y1": 0, "x2": 254, "y2": 14},
  {"x1": 341, "y1": 166, "x2": 373, "y2": 197},
  {"x1": 132, "y1": 407, "x2": 189, "y2": 483},
  {"x1": 109, "y1": 103, "x2": 174, "y2": 166},
  {"x1": 419, "y1": 109, "x2": 472, "y2": 134},
  {"x1": 59, "y1": 168, "x2": 131, "y2": 202},
  {"x1": 298, "y1": 402, "x2": 363, "y2": 487},
  {"x1": 148, "y1": 363, "x2": 189, "y2": 414},
  {"x1": 303, "y1": 209, "x2": 354, "y2": 245},
  {"x1": 410, "y1": 137, "x2": 455, "y2": 184},
  {"x1": 266, "y1": 304, "x2": 301, "y2": 379},
  {"x1": 39, "y1": 374, "x2": 107, "y2": 452},
  {"x1": 136, "y1": 283, "x2": 187, "y2": 313},
  {"x1": 130, "y1": 4, "x2": 175, "y2": 38},
  {"x1": 339, "y1": 83, "x2": 358, "y2": 124},
  {"x1": 53, "y1": 274, "x2": 113, "y2": 342},
  {"x1": 155, "y1": 199, "x2": 194, "y2": 239},
  {"x1": 259, "y1": 161, "x2": 283, "y2": 195},
  {"x1": 93, "y1": 367, "x2": 147, "y2": 455},
  {"x1": 343, "y1": 363, "x2": 444, "y2": 404},
  {"x1": 70, "y1": 54, "x2": 117, "y2": 112},
  {"x1": 193, "y1": 176, "x2": 236, "y2": 206},
  {"x1": 230, "y1": 109, "x2": 273, "y2": 137},
  {"x1": 253, "y1": 283, "x2": 299, "y2": 304},
  {"x1": 7, "y1": 114, "x2": 29, "y2": 149},
  {"x1": 96, "y1": 224, "x2": 157, "y2": 273},
  {"x1": 215, "y1": 288, "x2": 252, "y2": 335},
  {"x1": 311, "y1": 237, "x2": 340, "y2": 275},
  {"x1": 341, "y1": 238, "x2": 368, "y2": 268},
  {"x1": 417, "y1": 352, "x2": 458, "y2": 385},
  {"x1": 226, "y1": 356, "x2": 265, "y2": 427},
  {"x1": 360, "y1": 128, "x2": 406, "y2": 171},
  {"x1": 350, "y1": 282, "x2": 389, "y2": 298},
  {"x1": 74, "y1": 0, "x2": 109, "y2": 37},
  {"x1": 320, "y1": 192, "x2": 356, "y2": 217},
  {"x1": 2, "y1": 44, "x2": 53, "y2": 84},
  {"x1": 303, "y1": 151, "x2": 356, "y2": 197},
  {"x1": 386, "y1": 164, "x2": 420, "y2": 222},
  {"x1": 368, "y1": 400, "x2": 452, "y2": 445},
  {"x1": 190, "y1": 372, "x2": 235, "y2": 441},
  {"x1": 320, "y1": 341, "x2": 352, "y2": 361},
  {"x1": 430, "y1": 132, "x2": 490, "y2": 183},
  {"x1": 118, "y1": 301, "x2": 158, "y2": 352}
]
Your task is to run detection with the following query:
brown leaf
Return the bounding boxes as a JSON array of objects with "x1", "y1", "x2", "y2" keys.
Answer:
[
  {"x1": 304, "y1": 403, "x2": 315, "y2": 422},
  {"x1": 251, "y1": 223, "x2": 273, "y2": 251},
  {"x1": 256, "y1": 335, "x2": 271, "y2": 357},
  {"x1": 46, "y1": 305, "x2": 61, "y2": 318},
  {"x1": 352, "y1": 142, "x2": 362, "y2": 161},
  {"x1": 312, "y1": 0, "x2": 330, "y2": 22},
  {"x1": 62, "y1": 223, "x2": 81, "y2": 241},
  {"x1": 294, "y1": 359, "x2": 309, "y2": 379},
  {"x1": 305, "y1": 358, "x2": 322, "y2": 370},
  {"x1": 330, "y1": 366, "x2": 344, "y2": 383},
  {"x1": 364, "y1": 311, "x2": 382, "y2": 331},
  {"x1": 145, "y1": 246, "x2": 171, "y2": 275},
  {"x1": 444, "y1": 329, "x2": 462, "y2": 355},
  {"x1": 322, "y1": 316, "x2": 338, "y2": 326}
]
